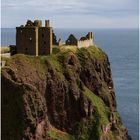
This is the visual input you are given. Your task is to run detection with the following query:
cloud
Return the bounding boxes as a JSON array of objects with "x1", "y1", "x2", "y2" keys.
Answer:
[
  {"x1": 2, "y1": 0, "x2": 138, "y2": 13},
  {"x1": 2, "y1": 0, "x2": 84, "y2": 11},
  {"x1": 1, "y1": 0, "x2": 139, "y2": 28}
]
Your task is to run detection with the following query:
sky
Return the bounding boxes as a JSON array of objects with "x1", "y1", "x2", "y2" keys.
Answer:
[{"x1": 1, "y1": 0, "x2": 139, "y2": 28}]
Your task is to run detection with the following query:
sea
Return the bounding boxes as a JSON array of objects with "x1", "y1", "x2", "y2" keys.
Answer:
[{"x1": 1, "y1": 28, "x2": 139, "y2": 140}]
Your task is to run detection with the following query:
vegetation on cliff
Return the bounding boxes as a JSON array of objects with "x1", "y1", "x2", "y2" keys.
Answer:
[
  {"x1": 1, "y1": 45, "x2": 130, "y2": 140},
  {"x1": 0, "y1": 47, "x2": 10, "y2": 54}
]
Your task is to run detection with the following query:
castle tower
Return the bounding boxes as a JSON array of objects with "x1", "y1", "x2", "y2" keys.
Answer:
[
  {"x1": 45, "y1": 20, "x2": 50, "y2": 27},
  {"x1": 38, "y1": 20, "x2": 52, "y2": 55},
  {"x1": 87, "y1": 32, "x2": 93, "y2": 39},
  {"x1": 34, "y1": 20, "x2": 42, "y2": 27},
  {"x1": 16, "y1": 19, "x2": 52, "y2": 56},
  {"x1": 90, "y1": 32, "x2": 93, "y2": 39},
  {"x1": 16, "y1": 25, "x2": 39, "y2": 56}
]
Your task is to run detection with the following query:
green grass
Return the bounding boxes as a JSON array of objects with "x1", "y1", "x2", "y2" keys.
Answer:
[
  {"x1": 0, "y1": 47, "x2": 10, "y2": 54},
  {"x1": 46, "y1": 54, "x2": 62, "y2": 72},
  {"x1": 48, "y1": 129, "x2": 75, "y2": 140},
  {"x1": 88, "y1": 45, "x2": 105, "y2": 59},
  {"x1": 6, "y1": 54, "x2": 46, "y2": 79},
  {"x1": 84, "y1": 86, "x2": 110, "y2": 124},
  {"x1": 5, "y1": 53, "x2": 66, "y2": 82},
  {"x1": 76, "y1": 45, "x2": 105, "y2": 66},
  {"x1": 1, "y1": 56, "x2": 10, "y2": 61},
  {"x1": 78, "y1": 45, "x2": 101, "y2": 56},
  {"x1": 83, "y1": 86, "x2": 111, "y2": 139},
  {"x1": 52, "y1": 47, "x2": 61, "y2": 54}
]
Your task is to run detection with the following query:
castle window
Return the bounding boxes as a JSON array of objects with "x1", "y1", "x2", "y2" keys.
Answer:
[
  {"x1": 29, "y1": 37, "x2": 32, "y2": 41},
  {"x1": 20, "y1": 30, "x2": 22, "y2": 33},
  {"x1": 42, "y1": 34, "x2": 44, "y2": 37},
  {"x1": 25, "y1": 48, "x2": 28, "y2": 54},
  {"x1": 44, "y1": 41, "x2": 46, "y2": 44}
]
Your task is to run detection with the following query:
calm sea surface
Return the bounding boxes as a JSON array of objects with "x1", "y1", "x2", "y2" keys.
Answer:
[{"x1": 1, "y1": 28, "x2": 139, "y2": 140}]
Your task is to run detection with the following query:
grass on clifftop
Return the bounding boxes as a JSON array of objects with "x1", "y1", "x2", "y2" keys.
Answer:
[
  {"x1": 76, "y1": 46, "x2": 105, "y2": 66},
  {"x1": 0, "y1": 47, "x2": 10, "y2": 54},
  {"x1": 5, "y1": 45, "x2": 104, "y2": 68}
]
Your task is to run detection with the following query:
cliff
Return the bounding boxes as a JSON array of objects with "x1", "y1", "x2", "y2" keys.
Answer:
[{"x1": 1, "y1": 46, "x2": 131, "y2": 140}]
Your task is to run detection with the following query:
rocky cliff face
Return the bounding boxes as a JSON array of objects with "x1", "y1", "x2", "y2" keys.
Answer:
[{"x1": 2, "y1": 46, "x2": 131, "y2": 140}]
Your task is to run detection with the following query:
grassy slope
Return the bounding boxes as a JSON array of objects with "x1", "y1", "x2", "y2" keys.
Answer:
[
  {"x1": 83, "y1": 87, "x2": 114, "y2": 140},
  {"x1": 48, "y1": 129, "x2": 75, "y2": 140}
]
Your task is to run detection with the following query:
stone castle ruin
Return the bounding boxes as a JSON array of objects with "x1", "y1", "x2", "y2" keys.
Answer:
[
  {"x1": 65, "y1": 32, "x2": 93, "y2": 48},
  {"x1": 15, "y1": 20, "x2": 52, "y2": 56},
  {"x1": 11, "y1": 19, "x2": 94, "y2": 56}
]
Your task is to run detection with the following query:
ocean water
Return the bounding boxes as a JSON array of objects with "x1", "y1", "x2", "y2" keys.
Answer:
[{"x1": 1, "y1": 28, "x2": 139, "y2": 140}]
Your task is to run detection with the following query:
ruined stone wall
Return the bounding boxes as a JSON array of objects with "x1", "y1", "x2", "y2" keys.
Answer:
[
  {"x1": 77, "y1": 39, "x2": 93, "y2": 48},
  {"x1": 65, "y1": 34, "x2": 78, "y2": 46},
  {"x1": 16, "y1": 20, "x2": 52, "y2": 56},
  {"x1": 16, "y1": 20, "x2": 93, "y2": 56},
  {"x1": 16, "y1": 27, "x2": 38, "y2": 56},
  {"x1": 65, "y1": 32, "x2": 94, "y2": 48},
  {"x1": 38, "y1": 27, "x2": 52, "y2": 55}
]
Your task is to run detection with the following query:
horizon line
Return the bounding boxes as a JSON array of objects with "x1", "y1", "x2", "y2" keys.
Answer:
[{"x1": 0, "y1": 27, "x2": 139, "y2": 29}]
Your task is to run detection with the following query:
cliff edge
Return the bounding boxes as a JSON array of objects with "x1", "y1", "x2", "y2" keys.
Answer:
[{"x1": 2, "y1": 46, "x2": 131, "y2": 140}]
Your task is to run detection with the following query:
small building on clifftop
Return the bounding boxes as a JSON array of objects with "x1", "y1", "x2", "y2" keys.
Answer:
[{"x1": 65, "y1": 32, "x2": 94, "y2": 48}]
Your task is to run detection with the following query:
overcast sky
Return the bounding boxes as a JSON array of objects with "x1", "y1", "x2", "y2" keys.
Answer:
[{"x1": 1, "y1": 0, "x2": 139, "y2": 28}]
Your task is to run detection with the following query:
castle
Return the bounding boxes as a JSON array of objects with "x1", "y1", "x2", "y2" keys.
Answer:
[
  {"x1": 65, "y1": 32, "x2": 93, "y2": 48},
  {"x1": 11, "y1": 19, "x2": 94, "y2": 56},
  {"x1": 15, "y1": 20, "x2": 52, "y2": 56}
]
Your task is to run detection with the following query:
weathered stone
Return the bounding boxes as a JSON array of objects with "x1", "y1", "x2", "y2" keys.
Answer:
[{"x1": 16, "y1": 20, "x2": 52, "y2": 56}]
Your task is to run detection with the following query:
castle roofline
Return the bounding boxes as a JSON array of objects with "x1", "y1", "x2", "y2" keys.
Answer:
[
  {"x1": 16, "y1": 26, "x2": 37, "y2": 29},
  {"x1": 17, "y1": 19, "x2": 51, "y2": 28}
]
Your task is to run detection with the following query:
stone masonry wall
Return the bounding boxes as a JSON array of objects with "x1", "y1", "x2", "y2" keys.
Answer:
[
  {"x1": 77, "y1": 39, "x2": 93, "y2": 48},
  {"x1": 16, "y1": 27, "x2": 38, "y2": 56},
  {"x1": 38, "y1": 27, "x2": 52, "y2": 55}
]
